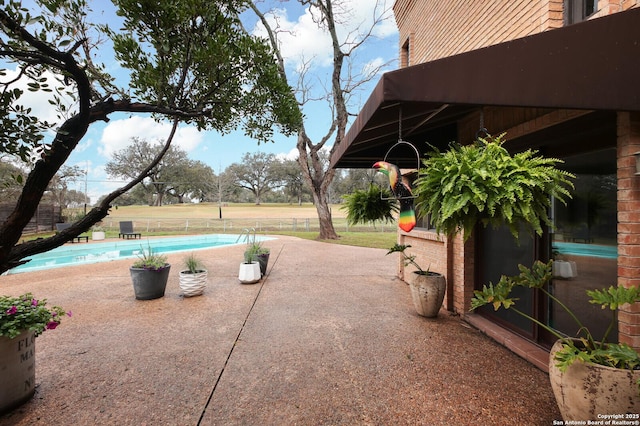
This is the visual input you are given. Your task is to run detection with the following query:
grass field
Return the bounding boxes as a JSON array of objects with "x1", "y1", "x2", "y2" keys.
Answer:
[
  {"x1": 66, "y1": 203, "x2": 398, "y2": 250},
  {"x1": 106, "y1": 202, "x2": 344, "y2": 219}
]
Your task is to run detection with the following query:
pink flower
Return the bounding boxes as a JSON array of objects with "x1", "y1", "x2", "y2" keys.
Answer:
[
  {"x1": 45, "y1": 321, "x2": 59, "y2": 330},
  {"x1": 6, "y1": 306, "x2": 17, "y2": 315},
  {"x1": 66, "y1": 311, "x2": 73, "y2": 317},
  {"x1": 31, "y1": 299, "x2": 38, "y2": 306}
]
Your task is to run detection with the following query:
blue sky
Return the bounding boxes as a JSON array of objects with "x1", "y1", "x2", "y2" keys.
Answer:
[{"x1": 6, "y1": 0, "x2": 398, "y2": 202}]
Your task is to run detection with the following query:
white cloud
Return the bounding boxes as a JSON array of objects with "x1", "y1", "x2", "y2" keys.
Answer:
[
  {"x1": 252, "y1": 0, "x2": 397, "y2": 70},
  {"x1": 361, "y1": 56, "x2": 387, "y2": 79},
  {"x1": 2, "y1": 67, "x2": 76, "y2": 126},
  {"x1": 98, "y1": 116, "x2": 203, "y2": 158},
  {"x1": 275, "y1": 148, "x2": 299, "y2": 162}
]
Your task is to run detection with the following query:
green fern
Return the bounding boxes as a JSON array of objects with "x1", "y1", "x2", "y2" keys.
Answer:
[
  {"x1": 415, "y1": 133, "x2": 574, "y2": 241},
  {"x1": 341, "y1": 184, "x2": 399, "y2": 226}
]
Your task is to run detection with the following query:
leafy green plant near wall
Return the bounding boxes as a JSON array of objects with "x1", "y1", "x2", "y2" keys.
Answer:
[
  {"x1": 471, "y1": 260, "x2": 640, "y2": 371},
  {"x1": 414, "y1": 133, "x2": 574, "y2": 241}
]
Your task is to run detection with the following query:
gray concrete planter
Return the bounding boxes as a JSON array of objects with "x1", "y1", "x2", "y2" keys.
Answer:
[{"x1": 130, "y1": 265, "x2": 171, "y2": 300}]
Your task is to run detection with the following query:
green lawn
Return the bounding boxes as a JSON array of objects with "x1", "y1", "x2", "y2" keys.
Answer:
[{"x1": 269, "y1": 231, "x2": 397, "y2": 250}]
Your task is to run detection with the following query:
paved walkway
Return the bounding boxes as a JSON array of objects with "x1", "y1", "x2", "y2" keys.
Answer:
[{"x1": 0, "y1": 236, "x2": 560, "y2": 425}]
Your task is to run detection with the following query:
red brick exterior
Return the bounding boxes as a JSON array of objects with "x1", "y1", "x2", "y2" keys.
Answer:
[
  {"x1": 617, "y1": 112, "x2": 640, "y2": 348},
  {"x1": 393, "y1": 0, "x2": 564, "y2": 65}
]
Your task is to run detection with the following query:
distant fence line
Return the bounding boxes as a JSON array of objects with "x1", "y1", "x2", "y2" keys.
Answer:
[
  {"x1": 0, "y1": 203, "x2": 60, "y2": 234},
  {"x1": 101, "y1": 217, "x2": 393, "y2": 234}
]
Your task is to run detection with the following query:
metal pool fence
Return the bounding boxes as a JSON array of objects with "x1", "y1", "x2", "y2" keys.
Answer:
[{"x1": 101, "y1": 217, "x2": 394, "y2": 234}]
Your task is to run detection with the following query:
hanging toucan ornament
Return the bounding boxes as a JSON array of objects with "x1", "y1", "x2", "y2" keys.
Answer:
[{"x1": 372, "y1": 161, "x2": 416, "y2": 232}]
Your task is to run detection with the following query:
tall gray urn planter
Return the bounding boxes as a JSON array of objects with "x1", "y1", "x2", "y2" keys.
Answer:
[
  {"x1": 549, "y1": 339, "x2": 640, "y2": 421},
  {"x1": 130, "y1": 265, "x2": 171, "y2": 300},
  {"x1": 409, "y1": 271, "x2": 446, "y2": 317}
]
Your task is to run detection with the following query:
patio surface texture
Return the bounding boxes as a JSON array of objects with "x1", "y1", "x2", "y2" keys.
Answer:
[{"x1": 0, "y1": 235, "x2": 560, "y2": 425}]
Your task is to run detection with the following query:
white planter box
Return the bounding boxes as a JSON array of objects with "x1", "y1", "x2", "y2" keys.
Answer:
[{"x1": 92, "y1": 231, "x2": 105, "y2": 241}]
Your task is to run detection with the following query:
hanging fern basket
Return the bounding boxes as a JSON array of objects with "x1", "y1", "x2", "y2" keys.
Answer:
[
  {"x1": 414, "y1": 133, "x2": 574, "y2": 241},
  {"x1": 341, "y1": 184, "x2": 399, "y2": 226}
]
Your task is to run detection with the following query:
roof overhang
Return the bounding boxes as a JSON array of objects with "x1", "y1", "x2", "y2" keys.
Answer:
[{"x1": 331, "y1": 8, "x2": 640, "y2": 169}]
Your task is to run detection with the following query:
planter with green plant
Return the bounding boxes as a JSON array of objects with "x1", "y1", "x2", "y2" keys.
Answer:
[
  {"x1": 414, "y1": 134, "x2": 574, "y2": 242},
  {"x1": 238, "y1": 249, "x2": 261, "y2": 284},
  {"x1": 0, "y1": 293, "x2": 70, "y2": 413},
  {"x1": 471, "y1": 260, "x2": 640, "y2": 420},
  {"x1": 244, "y1": 241, "x2": 270, "y2": 277},
  {"x1": 179, "y1": 253, "x2": 207, "y2": 297},
  {"x1": 387, "y1": 243, "x2": 445, "y2": 317},
  {"x1": 341, "y1": 184, "x2": 399, "y2": 229},
  {"x1": 130, "y1": 245, "x2": 171, "y2": 300},
  {"x1": 413, "y1": 133, "x2": 638, "y2": 420}
]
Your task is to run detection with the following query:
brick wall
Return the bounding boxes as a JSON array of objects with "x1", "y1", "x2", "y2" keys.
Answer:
[
  {"x1": 593, "y1": 0, "x2": 638, "y2": 17},
  {"x1": 393, "y1": 0, "x2": 563, "y2": 65},
  {"x1": 393, "y1": 0, "x2": 638, "y2": 67},
  {"x1": 617, "y1": 112, "x2": 640, "y2": 348}
]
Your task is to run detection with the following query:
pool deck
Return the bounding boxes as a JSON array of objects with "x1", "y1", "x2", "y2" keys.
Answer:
[{"x1": 0, "y1": 236, "x2": 560, "y2": 425}]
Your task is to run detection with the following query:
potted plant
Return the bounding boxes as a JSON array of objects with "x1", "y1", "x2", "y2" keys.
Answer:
[
  {"x1": 238, "y1": 249, "x2": 261, "y2": 284},
  {"x1": 244, "y1": 241, "x2": 270, "y2": 277},
  {"x1": 0, "y1": 293, "x2": 70, "y2": 413},
  {"x1": 414, "y1": 134, "x2": 574, "y2": 242},
  {"x1": 471, "y1": 261, "x2": 640, "y2": 420},
  {"x1": 413, "y1": 133, "x2": 639, "y2": 420},
  {"x1": 387, "y1": 243, "x2": 445, "y2": 318},
  {"x1": 341, "y1": 184, "x2": 399, "y2": 228},
  {"x1": 179, "y1": 253, "x2": 207, "y2": 297},
  {"x1": 91, "y1": 225, "x2": 106, "y2": 241},
  {"x1": 130, "y1": 245, "x2": 171, "y2": 300}
]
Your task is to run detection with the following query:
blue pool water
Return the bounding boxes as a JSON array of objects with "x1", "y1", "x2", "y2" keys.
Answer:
[
  {"x1": 553, "y1": 242, "x2": 617, "y2": 259},
  {"x1": 8, "y1": 234, "x2": 272, "y2": 274}
]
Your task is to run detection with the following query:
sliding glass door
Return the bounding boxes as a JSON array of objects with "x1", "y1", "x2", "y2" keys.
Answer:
[
  {"x1": 550, "y1": 166, "x2": 618, "y2": 343},
  {"x1": 475, "y1": 148, "x2": 618, "y2": 345}
]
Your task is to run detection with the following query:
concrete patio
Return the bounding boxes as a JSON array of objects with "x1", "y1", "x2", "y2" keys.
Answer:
[{"x1": 0, "y1": 236, "x2": 560, "y2": 425}]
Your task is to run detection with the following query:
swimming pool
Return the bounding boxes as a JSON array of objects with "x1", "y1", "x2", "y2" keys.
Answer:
[
  {"x1": 7, "y1": 234, "x2": 273, "y2": 274},
  {"x1": 553, "y1": 242, "x2": 617, "y2": 259}
]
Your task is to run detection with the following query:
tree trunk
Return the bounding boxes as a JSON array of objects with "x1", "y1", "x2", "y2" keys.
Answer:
[{"x1": 313, "y1": 190, "x2": 338, "y2": 239}]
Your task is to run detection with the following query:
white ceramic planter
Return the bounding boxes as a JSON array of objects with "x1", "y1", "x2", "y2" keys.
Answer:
[
  {"x1": 0, "y1": 330, "x2": 36, "y2": 414},
  {"x1": 92, "y1": 231, "x2": 106, "y2": 241},
  {"x1": 238, "y1": 262, "x2": 261, "y2": 284},
  {"x1": 552, "y1": 260, "x2": 577, "y2": 278},
  {"x1": 179, "y1": 270, "x2": 207, "y2": 297}
]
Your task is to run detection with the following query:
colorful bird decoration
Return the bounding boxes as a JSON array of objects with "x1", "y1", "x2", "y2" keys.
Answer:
[{"x1": 372, "y1": 161, "x2": 416, "y2": 232}]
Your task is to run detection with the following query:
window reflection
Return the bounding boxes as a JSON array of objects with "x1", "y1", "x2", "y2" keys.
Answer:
[{"x1": 551, "y1": 172, "x2": 618, "y2": 342}]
